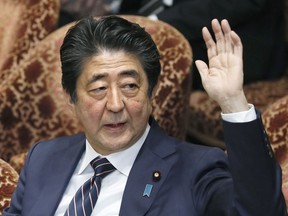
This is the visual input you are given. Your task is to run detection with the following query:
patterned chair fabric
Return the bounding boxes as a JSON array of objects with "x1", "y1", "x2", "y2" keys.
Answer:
[
  {"x1": 9, "y1": 153, "x2": 27, "y2": 174},
  {"x1": 188, "y1": 76, "x2": 288, "y2": 148},
  {"x1": 1, "y1": 15, "x2": 192, "y2": 163},
  {"x1": 0, "y1": 159, "x2": 19, "y2": 213},
  {"x1": 0, "y1": 0, "x2": 60, "y2": 161},
  {"x1": 262, "y1": 94, "x2": 288, "y2": 206},
  {"x1": 0, "y1": 0, "x2": 60, "y2": 72}
]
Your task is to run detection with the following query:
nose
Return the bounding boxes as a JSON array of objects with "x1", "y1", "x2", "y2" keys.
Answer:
[{"x1": 106, "y1": 88, "x2": 124, "y2": 113}]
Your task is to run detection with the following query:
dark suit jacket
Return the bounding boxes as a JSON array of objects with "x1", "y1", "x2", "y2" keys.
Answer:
[
  {"x1": 3, "y1": 114, "x2": 287, "y2": 215},
  {"x1": 120, "y1": 0, "x2": 287, "y2": 89}
]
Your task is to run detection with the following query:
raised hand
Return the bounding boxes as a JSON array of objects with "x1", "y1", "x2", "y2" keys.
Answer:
[{"x1": 195, "y1": 19, "x2": 248, "y2": 113}]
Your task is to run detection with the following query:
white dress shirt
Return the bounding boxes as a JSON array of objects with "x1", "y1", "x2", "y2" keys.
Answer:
[
  {"x1": 221, "y1": 104, "x2": 256, "y2": 123},
  {"x1": 54, "y1": 105, "x2": 256, "y2": 215},
  {"x1": 54, "y1": 124, "x2": 150, "y2": 216}
]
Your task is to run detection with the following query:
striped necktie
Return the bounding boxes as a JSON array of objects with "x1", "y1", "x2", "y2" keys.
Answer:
[{"x1": 64, "y1": 157, "x2": 115, "y2": 216}]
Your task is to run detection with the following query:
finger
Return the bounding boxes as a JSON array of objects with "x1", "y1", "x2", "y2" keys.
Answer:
[
  {"x1": 221, "y1": 19, "x2": 233, "y2": 53},
  {"x1": 202, "y1": 27, "x2": 217, "y2": 60},
  {"x1": 211, "y1": 19, "x2": 225, "y2": 55},
  {"x1": 231, "y1": 30, "x2": 243, "y2": 57},
  {"x1": 195, "y1": 60, "x2": 209, "y2": 81}
]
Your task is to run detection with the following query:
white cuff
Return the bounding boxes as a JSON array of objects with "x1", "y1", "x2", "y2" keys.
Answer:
[{"x1": 221, "y1": 104, "x2": 256, "y2": 123}]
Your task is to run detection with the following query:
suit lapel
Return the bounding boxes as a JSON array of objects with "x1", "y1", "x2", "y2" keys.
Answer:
[
  {"x1": 30, "y1": 134, "x2": 86, "y2": 215},
  {"x1": 119, "y1": 121, "x2": 177, "y2": 215}
]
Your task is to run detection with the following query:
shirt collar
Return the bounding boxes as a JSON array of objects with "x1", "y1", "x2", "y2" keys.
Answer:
[{"x1": 78, "y1": 124, "x2": 150, "y2": 176}]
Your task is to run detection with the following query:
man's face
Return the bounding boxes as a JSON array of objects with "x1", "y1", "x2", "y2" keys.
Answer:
[{"x1": 72, "y1": 50, "x2": 153, "y2": 155}]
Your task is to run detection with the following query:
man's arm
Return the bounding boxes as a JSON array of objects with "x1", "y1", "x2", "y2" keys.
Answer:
[{"x1": 196, "y1": 19, "x2": 287, "y2": 215}]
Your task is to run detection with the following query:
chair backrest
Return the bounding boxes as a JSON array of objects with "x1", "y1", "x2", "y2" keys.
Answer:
[
  {"x1": 0, "y1": 159, "x2": 19, "y2": 213},
  {"x1": 0, "y1": 15, "x2": 192, "y2": 162},
  {"x1": 0, "y1": 0, "x2": 60, "y2": 161},
  {"x1": 262, "y1": 95, "x2": 288, "y2": 206},
  {"x1": 0, "y1": 0, "x2": 60, "y2": 73}
]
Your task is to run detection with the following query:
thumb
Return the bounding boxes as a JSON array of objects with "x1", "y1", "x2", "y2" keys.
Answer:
[{"x1": 195, "y1": 60, "x2": 209, "y2": 81}]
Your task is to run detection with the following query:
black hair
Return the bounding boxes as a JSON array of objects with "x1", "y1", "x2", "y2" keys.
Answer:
[{"x1": 60, "y1": 15, "x2": 161, "y2": 103}]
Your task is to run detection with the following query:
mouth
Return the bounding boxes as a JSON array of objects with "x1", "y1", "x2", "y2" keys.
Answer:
[{"x1": 104, "y1": 122, "x2": 126, "y2": 131}]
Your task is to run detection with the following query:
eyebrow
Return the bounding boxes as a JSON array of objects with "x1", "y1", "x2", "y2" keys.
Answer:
[
  {"x1": 87, "y1": 73, "x2": 107, "y2": 85},
  {"x1": 87, "y1": 69, "x2": 140, "y2": 85},
  {"x1": 118, "y1": 70, "x2": 140, "y2": 80}
]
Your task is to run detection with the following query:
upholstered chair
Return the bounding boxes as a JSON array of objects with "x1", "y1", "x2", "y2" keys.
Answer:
[
  {"x1": 0, "y1": 159, "x2": 19, "y2": 213},
  {"x1": 2, "y1": 16, "x2": 192, "y2": 168},
  {"x1": 0, "y1": 0, "x2": 60, "y2": 161},
  {"x1": 188, "y1": 76, "x2": 288, "y2": 148},
  {"x1": 262, "y1": 95, "x2": 288, "y2": 206},
  {"x1": 0, "y1": 0, "x2": 60, "y2": 72}
]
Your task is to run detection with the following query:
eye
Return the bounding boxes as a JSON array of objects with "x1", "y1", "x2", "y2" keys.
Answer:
[
  {"x1": 123, "y1": 83, "x2": 138, "y2": 90},
  {"x1": 122, "y1": 83, "x2": 139, "y2": 96},
  {"x1": 88, "y1": 86, "x2": 107, "y2": 99},
  {"x1": 96, "y1": 86, "x2": 107, "y2": 92},
  {"x1": 89, "y1": 86, "x2": 106, "y2": 93}
]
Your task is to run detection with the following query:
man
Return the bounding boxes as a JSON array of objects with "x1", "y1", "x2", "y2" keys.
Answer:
[{"x1": 3, "y1": 16, "x2": 287, "y2": 215}]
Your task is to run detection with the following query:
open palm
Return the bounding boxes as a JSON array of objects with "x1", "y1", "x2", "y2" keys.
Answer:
[{"x1": 196, "y1": 19, "x2": 248, "y2": 113}]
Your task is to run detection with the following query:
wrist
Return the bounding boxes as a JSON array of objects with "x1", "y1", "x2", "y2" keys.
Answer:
[{"x1": 219, "y1": 91, "x2": 249, "y2": 114}]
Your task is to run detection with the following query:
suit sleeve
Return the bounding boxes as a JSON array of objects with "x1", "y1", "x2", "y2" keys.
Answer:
[
  {"x1": 221, "y1": 112, "x2": 287, "y2": 215},
  {"x1": 157, "y1": 0, "x2": 270, "y2": 41},
  {"x1": 193, "y1": 112, "x2": 287, "y2": 215}
]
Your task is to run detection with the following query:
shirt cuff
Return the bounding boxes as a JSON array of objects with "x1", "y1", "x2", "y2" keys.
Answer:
[{"x1": 221, "y1": 104, "x2": 257, "y2": 123}]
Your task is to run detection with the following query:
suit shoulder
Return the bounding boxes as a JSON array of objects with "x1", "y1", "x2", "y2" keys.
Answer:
[
  {"x1": 158, "y1": 133, "x2": 225, "y2": 161},
  {"x1": 175, "y1": 139, "x2": 227, "y2": 163},
  {"x1": 28, "y1": 133, "x2": 85, "y2": 156},
  {"x1": 38, "y1": 133, "x2": 85, "y2": 145}
]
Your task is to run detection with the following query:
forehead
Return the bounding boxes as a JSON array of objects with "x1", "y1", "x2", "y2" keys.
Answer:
[{"x1": 81, "y1": 50, "x2": 146, "y2": 79}]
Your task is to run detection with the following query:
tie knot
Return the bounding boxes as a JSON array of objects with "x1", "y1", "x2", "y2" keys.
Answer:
[{"x1": 90, "y1": 157, "x2": 115, "y2": 178}]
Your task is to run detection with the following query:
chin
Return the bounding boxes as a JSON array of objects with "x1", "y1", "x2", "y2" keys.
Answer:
[{"x1": 104, "y1": 138, "x2": 134, "y2": 152}]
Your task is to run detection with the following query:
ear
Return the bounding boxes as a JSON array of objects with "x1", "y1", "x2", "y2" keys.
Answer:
[
  {"x1": 63, "y1": 91, "x2": 77, "y2": 117},
  {"x1": 148, "y1": 83, "x2": 159, "y2": 115},
  {"x1": 150, "y1": 82, "x2": 159, "y2": 100}
]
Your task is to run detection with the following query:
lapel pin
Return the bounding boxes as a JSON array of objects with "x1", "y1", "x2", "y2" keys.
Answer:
[
  {"x1": 153, "y1": 171, "x2": 161, "y2": 182},
  {"x1": 143, "y1": 184, "x2": 153, "y2": 197}
]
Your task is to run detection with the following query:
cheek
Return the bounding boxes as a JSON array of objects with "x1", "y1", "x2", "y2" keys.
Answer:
[
  {"x1": 76, "y1": 99, "x2": 105, "y2": 120},
  {"x1": 125, "y1": 97, "x2": 152, "y2": 115}
]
